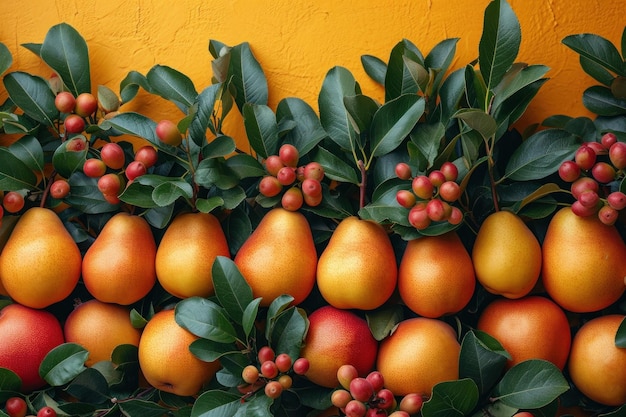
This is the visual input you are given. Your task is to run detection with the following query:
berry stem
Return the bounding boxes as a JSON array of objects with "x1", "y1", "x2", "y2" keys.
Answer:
[{"x1": 358, "y1": 159, "x2": 367, "y2": 209}]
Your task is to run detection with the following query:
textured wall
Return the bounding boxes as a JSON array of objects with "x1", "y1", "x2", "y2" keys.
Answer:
[{"x1": 1, "y1": 1, "x2": 624, "y2": 148}]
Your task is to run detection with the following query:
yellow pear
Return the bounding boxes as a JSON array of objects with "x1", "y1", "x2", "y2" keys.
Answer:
[
  {"x1": 471, "y1": 210, "x2": 542, "y2": 299},
  {"x1": 542, "y1": 206, "x2": 626, "y2": 312},
  {"x1": 156, "y1": 212, "x2": 231, "y2": 299},
  {"x1": 0, "y1": 207, "x2": 81, "y2": 309},
  {"x1": 316, "y1": 216, "x2": 397, "y2": 310},
  {"x1": 234, "y1": 208, "x2": 317, "y2": 306},
  {"x1": 82, "y1": 212, "x2": 156, "y2": 305}
]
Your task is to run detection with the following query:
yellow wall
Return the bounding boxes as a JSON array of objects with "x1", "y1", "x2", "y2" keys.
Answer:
[{"x1": 1, "y1": 1, "x2": 624, "y2": 149}]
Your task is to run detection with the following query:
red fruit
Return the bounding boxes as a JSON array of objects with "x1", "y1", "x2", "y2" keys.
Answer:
[
  {"x1": 134, "y1": 145, "x2": 158, "y2": 168},
  {"x1": 261, "y1": 360, "x2": 279, "y2": 379},
  {"x1": 591, "y1": 162, "x2": 616, "y2": 184},
  {"x1": 278, "y1": 374, "x2": 293, "y2": 389},
  {"x1": 103, "y1": 193, "x2": 121, "y2": 205},
  {"x1": 83, "y1": 158, "x2": 107, "y2": 178},
  {"x1": 97, "y1": 173, "x2": 122, "y2": 196},
  {"x1": 577, "y1": 190, "x2": 600, "y2": 208},
  {"x1": 388, "y1": 412, "x2": 410, "y2": 417},
  {"x1": 65, "y1": 137, "x2": 87, "y2": 152},
  {"x1": 125, "y1": 160, "x2": 147, "y2": 181},
  {"x1": 349, "y1": 377, "x2": 375, "y2": 402},
  {"x1": 278, "y1": 144, "x2": 299, "y2": 167},
  {"x1": 3, "y1": 192, "x2": 25, "y2": 213},
  {"x1": 365, "y1": 371, "x2": 384, "y2": 392},
  {"x1": 277, "y1": 166, "x2": 297, "y2": 186},
  {"x1": 399, "y1": 393, "x2": 424, "y2": 414},
  {"x1": 411, "y1": 176, "x2": 434, "y2": 200},
  {"x1": 571, "y1": 177, "x2": 599, "y2": 200},
  {"x1": 609, "y1": 142, "x2": 626, "y2": 170},
  {"x1": 303, "y1": 162, "x2": 325, "y2": 181},
  {"x1": 571, "y1": 200, "x2": 599, "y2": 217},
  {"x1": 448, "y1": 207, "x2": 464, "y2": 225},
  {"x1": 337, "y1": 364, "x2": 359, "y2": 390},
  {"x1": 585, "y1": 141, "x2": 606, "y2": 155},
  {"x1": 426, "y1": 198, "x2": 446, "y2": 221},
  {"x1": 156, "y1": 120, "x2": 183, "y2": 146},
  {"x1": 344, "y1": 399, "x2": 367, "y2": 417},
  {"x1": 598, "y1": 205, "x2": 619, "y2": 226},
  {"x1": 601, "y1": 132, "x2": 618, "y2": 149},
  {"x1": 440, "y1": 162, "x2": 459, "y2": 182},
  {"x1": 259, "y1": 176, "x2": 283, "y2": 197},
  {"x1": 395, "y1": 162, "x2": 412, "y2": 180},
  {"x1": 301, "y1": 178, "x2": 322, "y2": 198},
  {"x1": 74, "y1": 92, "x2": 98, "y2": 117},
  {"x1": 428, "y1": 170, "x2": 446, "y2": 187},
  {"x1": 258, "y1": 346, "x2": 275, "y2": 363},
  {"x1": 375, "y1": 388, "x2": 395, "y2": 410},
  {"x1": 331, "y1": 389, "x2": 352, "y2": 408},
  {"x1": 264, "y1": 155, "x2": 285, "y2": 176},
  {"x1": 575, "y1": 145, "x2": 596, "y2": 170},
  {"x1": 408, "y1": 203, "x2": 431, "y2": 230},
  {"x1": 54, "y1": 91, "x2": 75, "y2": 114},
  {"x1": 36, "y1": 406, "x2": 57, "y2": 417},
  {"x1": 558, "y1": 160, "x2": 581, "y2": 182},
  {"x1": 5, "y1": 396, "x2": 27, "y2": 417},
  {"x1": 303, "y1": 191, "x2": 323, "y2": 207},
  {"x1": 281, "y1": 187, "x2": 303, "y2": 211},
  {"x1": 438, "y1": 181, "x2": 461, "y2": 202},
  {"x1": 0, "y1": 304, "x2": 65, "y2": 392},
  {"x1": 49, "y1": 179, "x2": 70, "y2": 199},
  {"x1": 242, "y1": 364, "x2": 259, "y2": 384},
  {"x1": 275, "y1": 353, "x2": 292, "y2": 373},
  {"x1": 396, "y1": 190, "x2": 416, "y2": 209},
  {"x1": 607, "y1": 191, "x2": 626, "y2": 210},
  {"x1": 264, "y1": 380, "x2": 283, "y2": 399},
  {"x1": 100, "y1": 142, "x2": 125, "y2": 170},
  {"x1": 292, "y1": 358, "x2": 310, "y2": 375}
]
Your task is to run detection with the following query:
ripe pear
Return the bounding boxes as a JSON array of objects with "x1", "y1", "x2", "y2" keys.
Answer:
[
  {"x1": 82, "y1": 212, "x2": 156, "y2": 305},
  {"x1": 316, "y1": 216, "x2": 397, "y2": 310},
  {"x1": 472, "y1": 210, "x2": 542, "y2": 299},
  {"x1": 156, "y1": 212, "x2": 231, "y2": 299},
  {"x1": 542, "y1": 206, "x2": 626, "y2": 312},
  {"x1": 0, "y1": 207, "x2": 81, "y2": 309},
  {"x1": 234, "y1": 208, "x2": 317, "y2": 306}
]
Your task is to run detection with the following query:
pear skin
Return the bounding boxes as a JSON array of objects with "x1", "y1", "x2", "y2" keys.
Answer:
[
  {"x1": 234, "y1": 208, "x2": 317, "y2": 306},
  {"x1": 82, "y1": 212, "x2": 156, "y2": 305},
  {"x1": 156, "y1": 212, "x2": 231, "y2": 299},
  {"x1": 0, "y1": 207, "x2": 81, "y2": 308},
  {"x1": 316, "y1": 216, "x2": 397, "y2": 310}
]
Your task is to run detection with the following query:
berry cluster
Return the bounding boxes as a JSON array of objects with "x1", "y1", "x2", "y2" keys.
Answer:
[
  {"x1": 239, "y1": 346, "x2": 310, "y2": 401},
  {"x1": 258, "y1": 144, "x2": 325, "y2": 211},
  {"x1": 331, "y1": 365, "x2": 423, "y2": 417},
  {"x1": 558, "y1": 132, "x2": 626, "y2": 225},
  {"x1": 4, "y1": 396, "x2": 57, "y2": 417},
  {"x1": 395, "y1": 162, "x2": 463, "y2": 230},
  {"x1": 56, "y1": 91, "x2": 99, "y2": 136}
]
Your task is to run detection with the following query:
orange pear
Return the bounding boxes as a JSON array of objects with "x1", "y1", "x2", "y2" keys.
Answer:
[
  {"x1": 234, "y1": 208, "x2": 317, "y2": 306},
  {"x1": 0, "y1": 207, "x2": 81, "y2": 309},
  {"x1": 82, "y1": 212, "x2": 156, "y2": 305},
  {"x1": 316, "y1": 216, "x2": 397, "y2": 310},
  {"x1": 156, "y1": 212, "x2": 231, "y2": 299}
]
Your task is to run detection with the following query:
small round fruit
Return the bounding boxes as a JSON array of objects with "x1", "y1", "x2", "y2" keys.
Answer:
[
  {"x1": 396, "y1": 189, "x2": 416, "y2": 209},
  {"x1": 331, "y1": 389, "x2": 352, "y2": 408},
  {"x1": 275, "y1": 353, "x2": 292, "y2": 373},
  {"x1": 438, "y1": 181, "x2": 460, "y2": 202},
  {"x1": 260, "y1": 360, "x2": 279, "y2": 379},
  {"x1": 303, "y1": 190, "x2": 323, "y2": 207},
  {"x1": 399, "y1": 393, "x2": 424, "y2": 414},
  {"x1": 440, "y1": 162, "x2": 459, "y2": 182},
  {"x1": 242, "y1": 365, "x2": 260, "y2": 384},
  {"x1": 388, "y1": 412, "x2": 410, "y2": 417},
  {"x1": 64, "y1": 114, "x2": 86, "y2": 134},
  {"x1": 83, "y1": 158, "x2": 107, "y2": 178},
  {"x1": 426, "y1": 198, "x2": 446, "y2": 221},
  {"x1": 278, "y1": 144, "x2": 299, "y2": 167},
  {"x1": 598, "y1": 205, "x2": 619, "y2": 225},
  {"x1": 134, "y1": 145, "x2": 158, "y2": 168},
  {"x1": 258, "y1": 346, "x2": 275, "y2": 363},
  {"x1": 292, "y1": 358, "x2": 309, "y2": 375},
  {"x1": 54, "y1": 91, "x2": 75, "y2": 113},
  {"x1": 601, "y1": 132, "x2": 618, "y2": 149},
  {"x1": 375, "y1": 388, "x2": 395, "y2": 410},
  {"x1": 577, "y1": 190, "x2": 599, "y2": 208},
  {"x1": 264, "y1": 155, "x2": 285, "y2": 176},
  {"x1": 608, "y1": 191, "x2": 626, "y2": 210},
  {"x1": 337, "y1": 364, "x2": 359, "y2": 390},
  {"x1": 5, "y1": 396, "x2": 28, "y2": 417},
  {"x1": 569, "y1": 315, "x2": 626, "y2": 406},
  {"x1": 365, "y1": 371, "x2": 384, "y2": 392},
  {"x1": 558, "y1": 160, "x2": 581, "y2": 182},
  {"x1": 574, "y1": 145, "x2": 596, "y2": 170},
  {"x1": 301, "y1": 178, "x2": 322, "y2": 198},
  {"x1": 277, "y1": 166, "x2": 297, "y2": 186},
  {"x1": 570, "y1": 177, "x2": 599, "y2": 200},
  {"x1": 264, "y1": 380, "x2": 283, "y2": 399},
  {"x1": 65, "y1": 137, "x2": 87, "y2": 152},
  {"x1": 349, "y1": 377, "x2": 374, "y2": 402},
  {"x1": 571, "y1": 200, "x2": 599, "y2": 217},
  {"x1": 428, "y1": 170, "x2": 446, "y2": 187},
  {"x1": 49, "y1": 179, "x2": 70, "y2": 199},
  {"x1": 97, "y1": 173, "x2": 122, "y2": 196},
  {"x1": 344, "y1": 400, "x2": 367, "y2": 417},
  {"x1": 3, "y1": 192, "x2": 25, "y2": 213},
  {"x1": 395, "y1": 162, "x2": 412, "y2": 180},
  {"x1": 408, "y1": 203, "x2": 430, "y2": 230},
  {"x1": 448, "y1": 207, "x2": 463, "y2": 225},
  {"x1": 74, "y1": 92, "x2": 98, "y2": 117},
  {"x1": 156, "y1": 120, "x2": 183, "y2": 146},
  {"x1": 303, "y1": 162, "x2": 325, "y2": 181},
  {"x1": 259, "y1": 176, "x2": 283, "y2": 197},
  {"x1": 590, "y1": 162, "x2": 616, "y2": 184},
  {"x1": 100, "y1": 142, "x2": 125, "y2": 170},
  {"x1": 281, "y1": 187, "x2": 303, "y2": 211},
  {"x1": 411, "y1": 175, "x2": 433, "y2": 199},
  {"x1": 125, "y1": 160, "x2": 147, "y2": 181},
  {"x1": 609, "y1": 141, "x2": 626, "y2": 169}
]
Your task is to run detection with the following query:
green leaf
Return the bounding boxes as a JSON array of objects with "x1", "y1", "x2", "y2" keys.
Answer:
[
  {"x1": 40, "y1": 23, "x2": 90, "y2": 95},
  {"x1": 66, "y1": 172, "x2": 119, "y2": 214},
  {"x1": 175, "y1": 297, "x2": 238, "y2": 343},
  {"x1": 189, "y1": 83, "x2": 221, "y2": 145},
  {"x1": 99, "y1": 112, "x2": 163, "y2": 150},
  {"x1": 425, "y1": 38, "x2": 459, "y2": 94},
  {"x1": 318, "y1": 66, "x2": 359, "y2": 151},
  {"x1": 224, "y1": 153, "x2": 265, "y2": 179},
  {"x1": 217, "y1": 186, "x2": 247, "y2": 210},
  {"x1": 365, "y1": 304, "x2": 403, "y2": 341},
  {"x1": 119, "y1": 399, "x2": 169, "y2": 417},
  {"x1": 479, "y1": 0, "x2": 521, "y2": 95},
  {"x1": 242, "y1": 297, "x2": 262, "y2": 339},
  {"x1": 344, "y1": 94, "x2": 379, "y2": 136},
  {"x1": 615, "y1": 316, "x2": 626, "y2": 348},
  {"x1": 0, "y1": 146, "x2": 39, "y2": 191},
  {"x1": 189, "y1": 339, "x2": 239, "y2": 363},
  {"x1": 436, "y1": 68, "x2": 466, "y2": 123},
  {"x1": 361, "y1": 54, "x2": 387, "y2": 85},
  {"x1": 228, "y1": 42, "x2": 268, "y2": 112},
  {"x1": 385, "y1": 39, "x2": 424, "y2": 101},
  {"x1": 234, "y1": 395, "x2": 273, "y2": 417},
  {"x1": 39, "y1": 343, "x2": 88, "y2": 386},
  {"x1": 268, "y1": 307, "x2": 307, "y2": 361},
  {"x1": 459, "y1": 330, "x2": 509, "y2": 396},
  {"x1": 64, "y1": 368, "x2": 110, "y2": 404},
  {"x1": 152, "y1": 178, "x2": 194, "y2": 207},
  {"x1": 0, "y1": 368, "x2": 21, "y2": 392},
  {"x1": 580, "y1": 56, "x2": 615, "y2": 86},
  {"x1": 583, "y1": 85, "x2": 626, "y2": 116},
  {"x1": 312, "y1": 146, "x2": 359, "y2": 184},
  {"x1": 196, "y1": 197, "x2": 225, "y2": 214},
  {"x1": 195, "y1": 157, "x2": 239, "y2": 190},
  {"x1": 492, "y1": 78, "x2": 548, "y2": 138},
  {"x1": 212, "y1": 256, "x2": 254, "y2": 324},
  {"x1": 454, "y1": 109, "x2": 497, "y2": 140},
  {"x1": 3, "y1": 72, "x2": 59, "y2": 126},
  {"x1": 202, "y1": 135, "x2": 236, "y2": 159},
  {"x1": 97, "y1": 84, "x2": 119, "y2": 113},
  {"x1": 0, "y1": 43, "x2": 13, "y2": 76},
  {"x1": 243, "y1": 103, "x2": 278, "y2": 159},
  {"x1": 146, "y1": 64, "x2": 198, "y2": 112},
  {"x1": 191, "y1": 389, "x2": 241, "y2": 417},
  {"x1": 276, "y1": 97, "x2": 328, "y2": 156},
  {"x1": 492, "y1": 359, "x2": 569, "y2": 409},
  {"x1": 562, "y1": 33, "x2": 625, "y2": 76},
  {"x1": 492, "y1": 64, "x2": 549, "y2": 111},
  {"x1": 265, "y1": 295, "x2": 295, "y2": 343},
  {"x1": 120, "y1": 70, "x2": 150, "y2": 104},
  {"x1": 52, "y1": 139, "x2": 88, "y2": 178},
  {"x1": 370, "y1": 94, "x2": 424, "y2": 157},
  {"x1": 410, "y1": 122, "x2": 446, "y2": 170},
  {"x1": 421, "y1": 378, "x2": 479, "y2": 417},
  {"x1": 504, "y1": 129, "x2": 578, "y2": 181}
]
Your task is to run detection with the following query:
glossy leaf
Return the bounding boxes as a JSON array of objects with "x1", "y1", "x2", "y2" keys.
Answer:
[
  {"x1": 0, "y1": 43, "x2": 12, "y2": 76},
  {"x1": 39, "y1": 343, "x2": 89, "y2": 386},
  {"x1": 175, "y1": 297, "x2": 238, "y2": 343},
  {"x1": 195, "y1": 158, "x2": 239, "y2": 190},
  {"x1": 312, "y1": 146, "x2": 359, "y2": 184},
  {"x1": 344, "y1": 94, "x2": 379, "y2": 135},
  {"x1": 562, "y1": 33, "x2": 625, "y2": 76},
  {"x1": 40, "y1": 23, "x2": 90, "y2": 95},
  {"x1": 479, "y1": 0, "x2": 521, "y2": 95},
  {"x1": 3, "y1": 71, "x2": 58, "y2": 126},
  {"x1": 119, "y1": 399, "x2": 169, "y2": 417},
  {"x1": 318, "y1": 66, "x2": 359, "y2": 151},
  {"x1": 99, "y1": 112, "x2": 161, "y2": 149},
  {"x1": 492, "y1": 359, "x2": 569, "y2": 409},
  {"x1": 234, "y1": 395, "x2": 273, "y2": 417},
  {"x1": 460, "y1": 330, "x2": 509, "y2": 396},
  {"x1": 229, "y1": 42, "x2": 268, "y2": 112},
  {"x1": 410, "y1": 122, "x2": 446, "y2": 170},
  {"x1": 224, "y1": 153, "x2": 265, "y2": 179},
  {"x1": 212, "y1": 256, "x2": 253, "y2": 324},
  {"x1": 437, "y1": 67, "x2": 466, "y2": 123},
  {"x1": 146, "y1": 64, "x2": 198, "y2": 112},
  {"x1": 242, "y1": 297, "x2": 262, "y2": 339},
  {"x1": 0, "y1": 368, "x2": 21, "y2": 392},
  {"x1": 120, "y1": 70, "x2": 150, "y2": 104},
  {"x1": 189, "y1": 339, "x2": 239, "y2": 363},
  {"x1": 425, "y1": 37, "x2": 459, "y2": 94},
  {"x1": 361, "y1": 54, "x2": 387, "y2": 85},
  {"x1": 276, "y1": 97, "x2": 328, "y2": 156},
  {"x1": 190, "y1": 83, "x2": 221, "y2": 145},
  {"x1": 243, "y1": 103, "x2": 278, "y2": 159},
  {"x1": 504, "y1": 129, "x2": 578, "y2": 181},
  {"x1": 385, "y1": 39, "x2": 424, "y2": 101},
  {"x1": 0, "y1": 146, "x2": 38, "y2": 191},
  {"x1": 455, "y1": 109, "x2": 497, "y2": 140},
  {"x1": 203, "y1": 135, "x2": 236, "y2": 159},
  {"x1": 268, "y1": 307, "x2": 307, "y2": 360},
  {"x1": 52, "y1": 139, "x2": 88, "y2": 178},
  {"x1": 616, "y1": 316, "x2": 626, "y2": 348},
  {"x1": 152, "y1": 179, "x2": 194, "y2": 207},
  {"x1": 365, "y1": 304, "x2": 404, "y2": 341},
  {"x1": 65, "y1": 368, "x2": 110, "y2": 404},
  {"x1": 265, "y1": 294, "x2": 295, "y2": 342},
  {"x1": 493, "y1": 78, "x2": 548, "y2": 138},
  {"x1": 580, "y1": 56, "x2": 615, "y2": 86},
  {"x1": 66, "y1": 172, "x2": 119, "y2": 214},
  {"x1": 421, "y1": 378, "x2": 479, "y2": 417},
  {"x1": 492, "y1": 64, "x2": 549, "y2": 111},
  {"x1": 191, "y1": 389, "x2": 241, "y2": 417},
  {"x1": 370, "y1": 94, "x2": 424, "y2": 157},
  {"x1": 583, "y1": 85, "x2": 626, "y2": 116}
]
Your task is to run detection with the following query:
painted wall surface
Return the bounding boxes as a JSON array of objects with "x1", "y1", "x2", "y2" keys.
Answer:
[{"x1": 0, "y1": 1, "x2": 624, "y2": 149}]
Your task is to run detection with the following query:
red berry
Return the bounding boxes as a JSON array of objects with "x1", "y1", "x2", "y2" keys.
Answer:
[
  {"x1": 609, "y1": 142, "x2": 626, "y2": 169},
  {"x1": 83, "y1": 158, "x2": 107, "y2": 178},
  {"x1": 100, "y1": 142, "x2": 125, "y2": 170},
  {"x1": 411, "y1": 175, "x2": 434, "y2": 200},
  {"x1": 395, "y1": 162, "x2": 412, "y2": 180},
  {"x1": 74, "y1": 92, "x2": 98, "y2": 117},
  {"x1": 259, "y1": 176, "x2": 283, "y2": 197},
  {"x1": 598, "y1": 205, "x2": 619, "y2": 225},
  {"x1": 156, "y1": 120, "x2": 183, "y2": 146},
  {"x1": 64, "y1": 114, "x2": 86, "y2": 134},
  {"x1": 3, "y1": 191, "x2": 25, "y2": 213},
  {"x1": 558, "y1": 160, "x2": 581, "y2": 182},
  {"x1": 607, "y1": 191, "x2": 626, "y2": 210},
  {"x1": 577, "y1": 190, "x2": 600, "y2": 208},
  {"x1": 292, "y1": 357, "x2": 309, "y2": 375},
  {"x1": 428, "y1": 170, "x2": 446, "y2": 187},
  {"x1": 399, "y1": 393, "x2": 424, "y2": 415},
  {"x1": 440, "y1": 162, "x2": 459, "y2": 182},
  {"x1": 426, "y1": 198, "x2": 446, "y2": 221},
  {"x1": 50, "y1": 179, "x2": 70, "y2": 199},
  {"x1": 331, "y1": 389, "x2": 352, "y2": 408},
  {"x1": 278, "y1": 144, "x2": 299, "y2": 167},
  {"x1": 408, "y1": 203, "x2": 431, "y2": 230},
  {"x1": 281, "y1": 187, "x2": 303, "y2": 211},
  {"x1": 264, "y1": 155, "x2": 285, "y2": 176},
  {"x1": 275, "y1": 353, "x2": 292, "y2": 373},
  {"x1": 365, "y1": 371, "x2": 384, "y2": 392},
  {"x1": 134, "y1": 145, "x2": 158, "y2": 168},
  {"x1": 303, "y1": 162, "x2": 325, "y2": 181},
  {"x1": 344, "y1": 399, "x2": 367, "y2": 417},
  {"x1": 574, "y1": 145, "x2": 596, "y2": 170},
  {"x1": 571, "y1": 200, "x2": 599, "y2": 217},
  {"x1": 396, "y1": 190, "x2": 416, "y2": 209},
  {"x1": 349, "y1": 377, "x2": 375, "y2": 403},
  {"x1": 571, "y1": 177, "x2": 599, "y2": 200},
  {"x1": 375, "y1": 388, "x2": 395, "y2": 410},
  {"x1": 591, "y1": 162, "x2": 616, "y2": 184},
  {"x1": 277, "y1": 166, "x2": 297, "y2": 186},
  {"x1": 242, "y1": 365, "x2": 260, "y2": 384},
  {"x1": 264, "y1": 381, "x2": 283, "y2": 399},
  {"x1": 601, "y1": 132, "x2": 618, "y2": 149},
  {"x1": 448, "y1": 207, "x2": 464, "y2": 225},
  {"x1": 438, "y1": 181, "x2": 461, "y2": 202},
  {"x1": 301, "y1": 178, "x2": 322, "y2": 198},
  {"x1": 5, "y1": 396, "x2": 27, "y2": 417},
  {"x1": 125, "y1": 160, "x2": 147, "y2": 181},
  {"x1": 260, "y1": 360, "x2": 279, "y2": 379},
  {"x1": 585, "y1": 141, "x2": 606, "y2": 155},
  {"x1": 54, "y1": 91, "x2": 75, "y2": 114},
  {"x1": 258, "y1": 346, "x2": 275, "y2": 363},
  {"x1": 97, "y1": 173, "x2": 122, "y2": 196}
]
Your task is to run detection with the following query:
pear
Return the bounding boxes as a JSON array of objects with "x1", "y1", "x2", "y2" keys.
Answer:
[
  {"x1": 316, "y1": 216, "x2": 397, "y2": 310},
  {"x1": 82, "y1": 212, "x2": 156, "y2": 305},
  {"x1": 156, "y1": 212, "x2": 231, "y2": 299},
  {"x1": 0, "y1": 207, "x2": 81, "y2": 309},
  {"x1": 234, "y1": 208, "x2": 317, "y2": 306}
]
